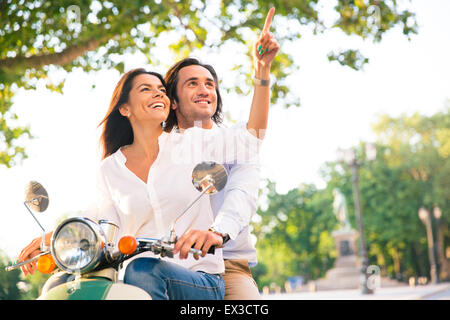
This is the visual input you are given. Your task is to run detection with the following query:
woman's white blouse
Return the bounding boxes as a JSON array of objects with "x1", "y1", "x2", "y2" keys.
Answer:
[{"x1": 84, "y1": 123, "x2": 261, "y2": 274}]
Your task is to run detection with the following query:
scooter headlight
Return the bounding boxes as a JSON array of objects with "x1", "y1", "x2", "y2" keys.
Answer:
[{"x1": 51, "y1": 217, "x2": 105, "y2": 274}]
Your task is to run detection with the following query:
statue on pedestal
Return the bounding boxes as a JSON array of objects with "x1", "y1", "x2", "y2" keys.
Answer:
[
  {"x1": 311, "y1": 189, "x2": 360, "y2": 290},
  {"x1": 311, "y1": 188, "x2": 404, "y2": 290},
  {"x1": 333, "y1": 188, "x2": 351, "y2": 231}
]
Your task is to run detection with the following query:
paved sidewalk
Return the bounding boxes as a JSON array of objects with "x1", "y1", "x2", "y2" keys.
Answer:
[{"x1": 262, "y1": 282, "x2": 450, "y2": 300}]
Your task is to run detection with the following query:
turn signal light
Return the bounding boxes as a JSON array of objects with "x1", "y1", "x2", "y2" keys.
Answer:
[
  {"x1": 118, "y1": 236, "x2": 137, "y2": 255},
  {"x1": 37, "y1": 255, "x2": 56, "y2": 274}
]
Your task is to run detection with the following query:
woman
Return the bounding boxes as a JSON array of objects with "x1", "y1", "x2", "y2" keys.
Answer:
[
  {"x1": 17, "y1": 8, "x2": 279, "y2": 300},
  {"x1": 91, "y1": 68, "x2": 230, "y2": 299}
]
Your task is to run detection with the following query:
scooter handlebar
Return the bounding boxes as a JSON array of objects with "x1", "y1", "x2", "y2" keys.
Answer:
[
  {"x1": 122, "y1": 237, "x2": 215, "y2": 257},
  {"x1": 5, "y1": 251, "x2": 50, "y2": 272}
]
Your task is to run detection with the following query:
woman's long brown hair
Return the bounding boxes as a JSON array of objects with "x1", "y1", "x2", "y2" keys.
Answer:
[{"x1": 98, "y1": 68, "x2": 168, "y2": 159}]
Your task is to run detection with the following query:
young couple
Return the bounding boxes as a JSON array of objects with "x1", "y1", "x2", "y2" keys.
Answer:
[{"x1": 18, "y1": 8, "x2": 279, "y2": 300}]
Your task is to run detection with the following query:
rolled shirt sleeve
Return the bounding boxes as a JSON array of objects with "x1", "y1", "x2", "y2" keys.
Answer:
[
  {"x1": 210, "y1": 163, "x2": 260, "y2": 240},
  {"x1": 204, "y1": 123, "x2": 262, "y2": 239}
]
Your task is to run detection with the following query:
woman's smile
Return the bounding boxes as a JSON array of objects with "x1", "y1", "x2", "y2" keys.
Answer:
[{"x1": 148, "y1": 101, "x2": 167, "y2": 110}]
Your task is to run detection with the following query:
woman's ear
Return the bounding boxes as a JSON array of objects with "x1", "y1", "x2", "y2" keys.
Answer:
[{"x1": 119, "y1": 104, "x2": 131, "y2": 118}]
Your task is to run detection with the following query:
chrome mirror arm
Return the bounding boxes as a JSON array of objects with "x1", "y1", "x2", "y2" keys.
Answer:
[
  {"x1": 168, "y1": 182, "x2": 214, "y2": 243},
  {"x1": 167, "y1": 162, "x2": 228, "y2": 246},
  {"x1": 23, "y1": 200, "x2": 48, "y2": 251}
]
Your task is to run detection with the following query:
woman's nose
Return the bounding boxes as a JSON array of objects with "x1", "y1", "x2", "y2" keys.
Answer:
[{"x1": 153, "y1": 88, "x2": 165, "y2": 97}]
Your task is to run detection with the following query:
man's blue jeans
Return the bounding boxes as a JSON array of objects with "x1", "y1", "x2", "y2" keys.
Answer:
[{"x1": 123, "y1": 257, "x2": 225, "y2": 300}]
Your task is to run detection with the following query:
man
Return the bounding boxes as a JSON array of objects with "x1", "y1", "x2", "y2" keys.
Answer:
[{"x1": 166, "y1": 8, "x2": 279, "y2": 299}]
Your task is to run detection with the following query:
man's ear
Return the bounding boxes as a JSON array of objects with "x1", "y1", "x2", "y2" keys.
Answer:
[{"x1": 171, "y1": 99, "x2": 178, "y2": 110}]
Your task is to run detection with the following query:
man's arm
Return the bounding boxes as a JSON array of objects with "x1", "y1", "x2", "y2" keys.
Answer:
[
  {"x1": 173, "y1": 163, "x2": 260, "y2": 260},
  {"x1": 247, "y1": 7, "x2": 279, "y2": 139},
  {"x1": 209, "y1": 163, "x2": 259, "y2": 241}
]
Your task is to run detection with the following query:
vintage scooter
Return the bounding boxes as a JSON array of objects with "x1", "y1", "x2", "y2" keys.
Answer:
[{"x1": 6, "y1": 161, "x2": 227, "y2": 300}]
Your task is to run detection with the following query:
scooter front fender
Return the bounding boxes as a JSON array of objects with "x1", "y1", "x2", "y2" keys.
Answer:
[
  {"x1": 38, "y1": 277, "x2": 151, "y2": 300},
  {"x1": 38, "y1": 277, "x2": 112, "y2": 300}
]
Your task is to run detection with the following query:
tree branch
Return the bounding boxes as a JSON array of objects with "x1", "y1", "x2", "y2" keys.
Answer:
[{"x1": 0, "y1": 36, "x2": 110, "y2": 73}]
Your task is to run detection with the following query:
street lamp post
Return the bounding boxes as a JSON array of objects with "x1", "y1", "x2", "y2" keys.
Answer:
[
  {"x1": 350, "y1": 160, "x2": 373, "y2": 294},
  {"x1": 433, "y1": 206, "x2": 448, "y2": 281},
  {"x1": 337, "y1": 144, "x2": 376, "y2": 294},
  {"x1": 418, "y1": 207, "x2": 439, "y2": 284}
]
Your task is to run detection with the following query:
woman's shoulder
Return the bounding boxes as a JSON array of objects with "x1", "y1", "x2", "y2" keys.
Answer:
[
  {"x1": 99, "y1": 153, "x2": 115, "y2": 166},
  {"x1": 98, "y1": 149, "x2": 123, "y2": 171}
]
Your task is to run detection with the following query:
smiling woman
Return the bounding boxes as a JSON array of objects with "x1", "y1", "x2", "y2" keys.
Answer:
[{"x1": 98, "y1": 68, "x2": 170, "y2": 160}]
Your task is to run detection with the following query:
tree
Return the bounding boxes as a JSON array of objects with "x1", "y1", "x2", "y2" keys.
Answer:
[
  {"x1": 0, "y1": 0, "x2": 418, "y2": 167},
  {"x1": 253, "y1": 108, "x2": 448, "y2": 288},
  {"x1": 369, "y1": 108, "x2": 450, "y2": 280},
  {"x1": 0, "y1": 250, "x2": 51, "y2": 300},
  {"x1": 320, "y1": 108, "x2": 449, "y2": 281},
  {"x1": 371, "y1": 107, "x2": 450, "y2": 211},
  {"x1": 0, "y1": 251, "x2": 23, "y2": 299},
  {"x1": 252, "y1": 181, "x2": 338, "y2": 288}
]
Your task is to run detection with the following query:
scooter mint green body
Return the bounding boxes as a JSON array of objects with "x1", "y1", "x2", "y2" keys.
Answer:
[{"x1": 38, "y1": 268, "x2": 151, "y2": 300}]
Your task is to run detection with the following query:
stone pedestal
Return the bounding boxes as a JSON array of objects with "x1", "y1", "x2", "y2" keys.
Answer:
[
  {"x1": 314, "y1": 228, "x2": 363, "y2": 291},
  {"x1": 308, "y1": 228, "x2": 405, "y2": 291}
]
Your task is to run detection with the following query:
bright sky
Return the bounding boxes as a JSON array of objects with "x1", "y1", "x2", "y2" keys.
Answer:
[{"x1": 1, "y1": 1, "x2": 449, "y2": 260}]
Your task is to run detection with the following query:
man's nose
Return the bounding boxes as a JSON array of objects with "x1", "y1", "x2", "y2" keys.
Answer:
[{"x1": 197, "y1": 82, "x2": 209, "y2": 95}]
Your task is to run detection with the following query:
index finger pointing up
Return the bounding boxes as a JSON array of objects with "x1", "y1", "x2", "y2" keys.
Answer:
[{"x1": 262, "y1": 7, "x2": 275, "y2": 33}]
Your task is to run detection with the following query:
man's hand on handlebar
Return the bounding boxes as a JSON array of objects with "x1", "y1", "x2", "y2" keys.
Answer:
[{"x1": 173, "y1": 229, "x2": 223, "y2": 260}]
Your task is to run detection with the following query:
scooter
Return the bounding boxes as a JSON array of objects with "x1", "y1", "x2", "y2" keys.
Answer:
[{"x1": 6, "y1": 161, "x2": 227, "y2": 300}]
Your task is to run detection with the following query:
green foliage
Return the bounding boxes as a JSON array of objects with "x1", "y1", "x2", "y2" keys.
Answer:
[
  {"x1": 20, "y1": 270, "x2": 51, "y2": 300},
  {"x1": 253, "y1": 182, "x2": 338, "y2": 288},
  {"x1": 0, "y1": 250, "x2": 51, "y2": 300},
  {"x1": 327, "y1": 49, "x2": 369, "y2": 70},
  {"x1": 0, "y1": 251, "x2": 23, "y2": 299},
  {"x1": 333, "y1": 0, "x2": 418, "y2": 42},
  {"x1": 0, "y1": 84, "x2": 33, "y2": 168},
  {"x1": 253, "y1": 108, "x2": 449, "y2": 288},
  {"x1": 0, "y1": 0, "x2": 417, "y2": 167}
]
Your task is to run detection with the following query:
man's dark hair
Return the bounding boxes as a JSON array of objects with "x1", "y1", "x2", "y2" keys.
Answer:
[{"x1": 164, "y1": 57, "x2": 223, "y2": 131}]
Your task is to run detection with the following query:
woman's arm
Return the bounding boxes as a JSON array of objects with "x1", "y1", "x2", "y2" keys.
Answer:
[
  {"x1": 247, "y1": 7, "x2": 280, "y2": 139},
  {"x1": 18, "y1": 231, "x2": 53, "y2": 276}
]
